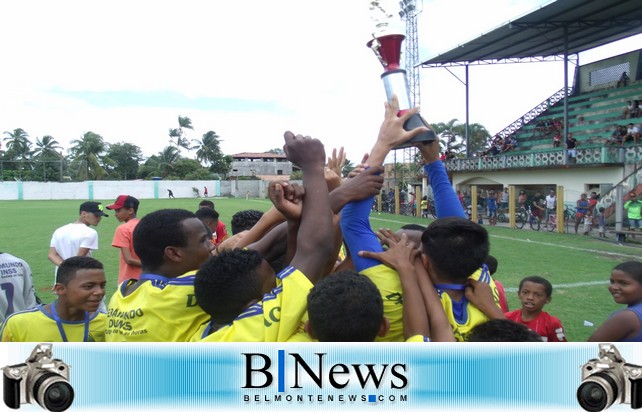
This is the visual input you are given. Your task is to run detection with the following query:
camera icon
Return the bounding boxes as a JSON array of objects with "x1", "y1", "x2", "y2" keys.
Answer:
[
  {"x1": 577, "y1": 343, "x2": 642, "y2": 411},
  {"x1": 2, "y1": 343, "x2": 74, "y2": 412}
]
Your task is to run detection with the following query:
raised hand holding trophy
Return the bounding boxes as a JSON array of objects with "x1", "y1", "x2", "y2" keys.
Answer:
[{"x1": 368, "y1": 0, "x2": 435, "y2": 148}]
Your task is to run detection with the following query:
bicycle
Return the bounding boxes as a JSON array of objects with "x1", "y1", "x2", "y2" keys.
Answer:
[
  {"x1": 546, "y1": 207, "x2": 573, "y2": 233},
  {"x1": 515, "y1": 206, "x2": 540, "y2": 231}
]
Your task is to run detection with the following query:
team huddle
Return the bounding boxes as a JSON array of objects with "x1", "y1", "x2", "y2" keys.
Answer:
[{"x1": 2, "y1": 97, "x2": 641, "y2": 343}]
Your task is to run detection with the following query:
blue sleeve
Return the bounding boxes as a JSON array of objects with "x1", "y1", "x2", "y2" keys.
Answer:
[
  {"x1": 425, "y1": 161, "x2": 466, "y2": 218},
  {"x1": 340, "y1": 197, "x2": 384, "y2": 272}
]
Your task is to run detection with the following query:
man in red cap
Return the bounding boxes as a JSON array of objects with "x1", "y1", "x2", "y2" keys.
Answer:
[{"x1": 106, "y1": 195, "x2": 142, "y2": 285}]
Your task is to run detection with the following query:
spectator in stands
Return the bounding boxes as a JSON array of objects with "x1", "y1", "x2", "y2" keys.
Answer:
[
  {"x1": 625, "y1": 100, "x2": 640, "y2": 119},
  {"x1": 623, "y1": 123, "x2": 641, "y2": 145},
  {"x1": 605, "y1": 124, "x2": 625, "y2": 146},
  {"x1": 535, "y1": 120, "x2": 546, "y2": 135},
  {"x1": 552, "y1": 131, "x2": 562, "y2": 148},
  {"x1": 501, "y1": 136, "x2": 517, "y2": 153},
  {"x1": 616, "y1": 71, "x2": 630, "y2": 88},
  {"x1": 566, "y1": 134, "x2": 578, "y2": 164}
]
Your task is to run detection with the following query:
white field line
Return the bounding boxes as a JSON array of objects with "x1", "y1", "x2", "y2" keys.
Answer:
[{"x1": 369, "y1": 216, "x2": 642, "y2": 260}]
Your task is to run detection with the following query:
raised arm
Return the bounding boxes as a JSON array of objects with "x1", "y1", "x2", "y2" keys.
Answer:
[
  {"x1": 284, "y1": 132, "x2": 333, "y2": 284},
  {"x1": 416, "y1": 139, "x2": 466, "y2": 218}
]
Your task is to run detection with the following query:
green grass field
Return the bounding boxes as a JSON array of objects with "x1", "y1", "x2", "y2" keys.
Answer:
[{"x1": 2, "y1": 197, "x2": 640, "y2": 341}]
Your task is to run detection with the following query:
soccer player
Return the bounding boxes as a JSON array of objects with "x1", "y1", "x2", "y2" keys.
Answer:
[
  {"x1": 588, "y1": 261, "x2": 642, "y2": 342},
  {"x1": 194, "y1": 131, "x2": 334, "y2": 342},
  {"x1": 1, "y1": 256, "x2": 106, "y2": 342},
  {"x1": 105, "y1": 209, "x2": 214, "y2": 342},
  {"x1": 48, "y1": 201, "x2": 108, "y2": 282},
  {"x1": 419, "y1": 217, "x2": 504, "y2": 341},
  {"x1": 106, "y1": 195, "x2": 142, "y2": 284},
  {"x1": 340, "y1": 95, "x2": 483, "y2": 342},
  {"x1": 230, "y1": 209, "x2": 264, "y2": 235},
  {"x1": 0, "y1": 251, "x2": 39, "y2": 324},
  {"x1": 505, "y1": 276, "x2": 567, "y2": 342}
]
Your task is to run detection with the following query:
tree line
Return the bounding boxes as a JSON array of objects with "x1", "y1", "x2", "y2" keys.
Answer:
[{"x1": 0, "y1": 116, "x2": 232, "y2": 182}]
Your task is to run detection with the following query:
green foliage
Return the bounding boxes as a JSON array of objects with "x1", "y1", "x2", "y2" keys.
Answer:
[
  {"x1": 105, "y1": 142, "x2": 144, "y2": 180},
  {"x1": 290, "y1": 170, "x2": 303, "y2": 180}
]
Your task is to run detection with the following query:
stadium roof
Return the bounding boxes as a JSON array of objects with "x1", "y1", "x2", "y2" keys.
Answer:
[{"x1": 421, "y1": 0, "x2": 642, "y2": 67}]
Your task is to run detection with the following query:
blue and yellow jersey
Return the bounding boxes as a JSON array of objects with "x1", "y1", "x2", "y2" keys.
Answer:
[
  {"x1": 1, "y1": 305, "x2": 105, "y2": 342},
  {"x1": 105, "y1": 271, "x2": 209, "y2": 342},
  {"x1": 406, "y1": 335, "x2": 431, "y2": 342},
  {"x1": 199, "y1": 266, "x2": 311, "y2": 342},
  {"x1": 361, "y1": 264, "x2": 404, "y2": 342},
  {"x1": 436, "y1": 266, "x2": 500, "y2": 342}
]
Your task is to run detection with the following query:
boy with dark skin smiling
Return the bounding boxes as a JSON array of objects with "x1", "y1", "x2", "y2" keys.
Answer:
[{"x1": 1, "y1": 256, "x2": 107, "y2": 342}]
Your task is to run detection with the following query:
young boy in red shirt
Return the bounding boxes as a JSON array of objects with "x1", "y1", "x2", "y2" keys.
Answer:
[
  {"x1": 106, "y1": 195, "x2": 141, "y2": 284},
  {"x1": 505, "y1": 276, "x2": 567, "y2": 342}
]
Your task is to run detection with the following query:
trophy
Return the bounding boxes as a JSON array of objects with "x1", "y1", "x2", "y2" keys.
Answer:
[{"x1": 368, "y1": 0, "x2": 435, "y2": 148}]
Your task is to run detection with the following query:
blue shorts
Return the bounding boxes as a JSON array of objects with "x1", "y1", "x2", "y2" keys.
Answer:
[{"x1": 629, "y1": 219, "x2": 641, "y2": 228}]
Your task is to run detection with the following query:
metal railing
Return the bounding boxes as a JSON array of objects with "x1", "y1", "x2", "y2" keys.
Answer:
[
  {"x1": 496, "y1": 87, "x2": 573, "y2": 139},
  {"x1": 445, "y1": 146, "x2": 642, "y2": 172}
]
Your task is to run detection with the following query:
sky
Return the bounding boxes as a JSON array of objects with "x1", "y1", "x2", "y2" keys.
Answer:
[{"x1": 1, "y1": 0, "x2": 641, "y2": 165}]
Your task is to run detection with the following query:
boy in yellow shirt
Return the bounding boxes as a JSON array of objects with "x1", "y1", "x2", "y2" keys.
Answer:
[{"x1": 1, "y1": 256, "x2": 106, "y2": 342}]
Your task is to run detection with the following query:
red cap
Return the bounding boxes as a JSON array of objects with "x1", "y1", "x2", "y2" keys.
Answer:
[{"x1": 106, "y1": 195, "x2": 139, "y2": 210}]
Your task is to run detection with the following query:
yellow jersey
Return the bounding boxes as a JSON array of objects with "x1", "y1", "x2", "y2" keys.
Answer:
[
  {"x1": 436, "y1": 267, "x2": 500, "y2": 342},
  {"x1": 361, "y1": 264, "x2": 404, "y2": 342},
  {"x1": 1, "y1": 305, "x2": 105, "y2": 342},
  {"x1": 199, "y1": 267, "x2": 311, "y2": 342},
  {"x1": 105, "y1": 271, "x2": 209, "y2": 342}
]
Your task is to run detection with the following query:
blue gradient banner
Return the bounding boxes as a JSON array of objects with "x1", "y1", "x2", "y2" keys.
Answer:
[{"x1": 1, "y1": 343, "x2": 639, "y2": 411}]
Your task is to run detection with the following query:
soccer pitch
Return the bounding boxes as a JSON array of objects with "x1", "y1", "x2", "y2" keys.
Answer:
[{"x1": 2, "y1": 197, "x2": 640, "y2": 342}]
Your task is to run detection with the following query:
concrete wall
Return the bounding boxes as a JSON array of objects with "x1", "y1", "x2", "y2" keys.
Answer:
[
  {"x1": 229, "y1": 160, "x2": 292, "y2": 177},
  {"x1": 578, "y1": 50, "x2": 641, "y2": 93}
]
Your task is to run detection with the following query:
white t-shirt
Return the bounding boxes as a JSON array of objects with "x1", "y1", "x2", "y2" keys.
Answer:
[
  {"x1": 0, "y1": 252, "x2": 38, "y2": 324},
  {"x1": 50, "y1": 223, "x2": 99, "y2": 279},
  {"x1": 545, "y1": 195, "x2": 556, "y2": 209},
  {"x1": 628, "y1": 126, "x2": 639, "y2": 134}
]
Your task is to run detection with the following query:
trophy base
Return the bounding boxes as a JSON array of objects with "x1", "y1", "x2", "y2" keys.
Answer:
[{"x1": 393, "y1": 112, "x2": 436, "y2": 149}]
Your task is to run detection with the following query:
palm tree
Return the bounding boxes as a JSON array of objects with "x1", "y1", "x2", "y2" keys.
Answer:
[
  {"x1": 3, "y1": 128, "x2": 31, "y2": 155},
  {"x1": 68, "y1": 131, "x2": 108, "y2": 180},
  {"x1": 169, "y1": 115, "x2": 193, "y2": 150},
  {"x1": 147, "y1": 146, "x2": 182, "y2": 178},
  {"x1": 33, "y1": 135, "x2": 63, "y2": 159},
  {"x1": 2, "y1": 128, "x2": 33, "y2": 178},
  {"x1": 430, "y1": 119, "x2": 466, "y2": 156},
  {"x1": 33, "y1": 135, "x2": 64, "y2": 182},
  {"x1": 192, "y1": 131, "x2": 222, "y2": 165}
]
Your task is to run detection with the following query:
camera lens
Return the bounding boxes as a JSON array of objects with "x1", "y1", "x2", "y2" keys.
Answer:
[
  {"x1": 32, "y1": 373, "x2": 74, "y2": 412},
  {"x1": 577, "y1": 373, "x2": 618, "y2": 412}
]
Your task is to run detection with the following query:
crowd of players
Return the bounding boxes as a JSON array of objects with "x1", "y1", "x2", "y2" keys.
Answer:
[{"x1": 1, "y1": 96, "x2": 641, "y2": 343}]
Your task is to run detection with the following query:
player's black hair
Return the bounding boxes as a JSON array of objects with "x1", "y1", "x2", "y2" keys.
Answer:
[
  {"x1": 468, "y1": 319, "x2": 543, "y2": 342},
  {"x1": 307, "y1": 271, "x2": 383, "y2": 342},
  {"x1": 421, "y1": 217, "x2": 489, "y2": 282},
  {"x1": 519, "y1": 276, "x2": 553, "y2": 297},
  {"x1": 195, "y1": 207, "x2": 220, "y2": 222},
  {"x1": 485, "y1": 255, "x2": 498, "y2": 275},
  {"x1": 400, "y1": 223, "x2": 426, "y2": 232},
  {"x1": 133, "y1": 209, "x2": 196, "y2": 270},
  {"x1": 57, "y1": 256, "x2": 104, "y2": 285},
  {"x1": 194, "y1": 248, "x2": 265, "y2": 324},
  {"x1": 613, "y1": 261, "x2": 642, "y2": 285},
  {"x1": 231, "y1": 209, "x2": 264, "y2": 235},
  {"x1": 198, "y1": 200, "x2": 215, "y2": 209}
]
